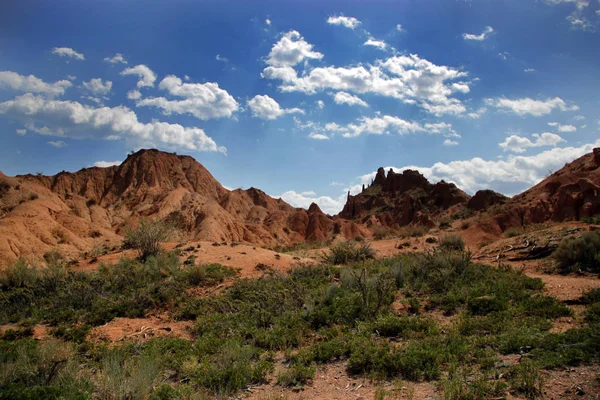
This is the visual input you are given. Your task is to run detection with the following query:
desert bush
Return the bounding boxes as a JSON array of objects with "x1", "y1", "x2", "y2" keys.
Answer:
[
  {"x1": 459, "y1": 220, "x2": 471, "y2": 230},
  {"x1": 397, "y1": 225, "x2": 429, "y2": 238},
  {"x1": 442, "y1": 366, "x2": 507, "y2": 400},
  {"x1": 0, "y1": 339, "x2": 90, "y2": 398},
  {"x1": 184, "y1": 263, "x2": 237, "y2": 286},
  {"x1": 321, "y1": 242, "x2": 375, "y2": 265},
  {"x1": 277, "y1": 362, "x2": 315, "y2": 386},
  {"x1": 369, "y1": 314, "x2": 438, "y2": 339},
  {"x1": 504, "y1": 227, "x2": 523, "y2": 238},
  {"x1": 508, "y1": 360, "x2": 544, "y2": 398},
  {"x1": 373, "y1": 226, "x2": 389, "y2": 240},
  {"x1": 123, "y1": 220, "x2": 173, "y2": 260},
  {"x1": 0, "y1": 259, "x2": 40, "y2": 288},
  {"x1": 552, "y1": 231, "x2": 600, "y2": 273},
  {"x1": 28, "y1": 193, "x2": 39, "y2": 201},
  {"x1": 439, "y1": 234, "x2": 465, "y2": 251}
]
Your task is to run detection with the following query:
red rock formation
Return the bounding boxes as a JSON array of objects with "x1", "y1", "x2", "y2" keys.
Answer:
[{"x1": 339, "y1": 168, "x2": 470, "y2": 228}]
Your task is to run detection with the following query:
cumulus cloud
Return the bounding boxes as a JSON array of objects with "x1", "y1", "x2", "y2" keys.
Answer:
[
  {"x1": 52, "y1": 47, "x2": 85, "y2": 60},
  {"x1": 524, "y1": 68, "x2": 536, "y2": 73},
  {"x1": 326, "y1": 15, "x2": 361, "y2": 29},
  {"x1": 0, "y1": 71, "x2": 72, "y2": 96},
  {"x1": 308, "y1": 132, "x2": 330, "y2": 140},
  {"x1": 120, "y1": 65, "x2": 156, "y2": 88},
  {"x1": 48, "y1": 140, "x2": 67, "y2": 148},
  {"x1": 330, "y1": 115, "x2": 459, "y2": 138},
  {"x1": 127, "y1": 90, "x2": 142, "y2": 100},
  {"x1": 0, "y1": 93, "x2": 226, "y2": 153},
  {"x1": 278, "y1": 190, "x2": 346, "y2": 215},
  {"x1": 262, "y1": 53, "x2": 469, "y2": 116},
  {"x1": 266, "y1": 31, "x2": 323, "y2": 67},
  {"x1": 16, "y1": 128, "x2": 27, "y2": 136},
  {"x1": 364, "y1": 38, "x2": 388, "y2": 51},
  {"x1": 82, "y1": 78, "x2": 112, "y2": 96},
  {"x1": 316, "y1": 100, "x2": 325, "y2": 109},
  {"x1": 136, "y1": 75, "x2": 239, "y2": 120},
  {"x1": 332, "y1": 91, "x2": 368, "y2": 107},
  {"x1": 247, "y1": 94, "x2": 303, "y2": 120},
  {"x1": 444, "y1": 139, "x2": 459, "y2": 146},
  {"x1": 396, "y1": 24, "x2": 404, "y2": 32},
  {"x1": 103, "y1": 53, "x2": 127, "y2": 64},
  {"x1": 499, "y1": 132, "x2": 565, "y2": 153},
  {"x1": 463, "y1": 26, "x2": 494, "y2": 41},
  {"x1": 486, "y1": 97, "x2": 579, "y2": 117},
  {"x1": 548, "y1": 122, "x2": 577, "y2": 132},
  {"x1": 94, "y1": 160, "x2": 121, "y2": 168},
  {"x1": 357, "y1": 140, "x2": 600, "y2": 195}
]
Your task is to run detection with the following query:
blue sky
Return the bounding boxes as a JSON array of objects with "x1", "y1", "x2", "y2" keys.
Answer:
[{"x1": 1, "y1": 0, "x2": 599, "y2": 214}]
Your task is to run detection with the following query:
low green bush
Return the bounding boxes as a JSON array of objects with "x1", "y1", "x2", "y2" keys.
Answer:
[{"x1": 552, "y1": 230, "x2": 600, "y2": 274}]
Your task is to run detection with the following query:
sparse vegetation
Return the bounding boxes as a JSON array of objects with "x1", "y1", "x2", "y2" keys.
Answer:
[
  {"x1": 373, "y1": 226, "x2": 390, "y2": 240},
  {"x1": 123, "y1": 219, "x2": 173, "y2": 260},
  {"x1": 552, "y1": 230, "x2": 600, "y2": 274},
  {"x1": 439, "y1": 234, "x2": 465, "y2": 251},
  {"x1": 504, "y1": 227, "x2": 523, "y2": 238},
  {"x1": 1, "y1": 243, "x2": 599, "y2": 398},
  {"x1": 397, "y1": 225, "x2": 429, "y2": 238},
  {"x1": 321, "y1": 242, "x2": 375, "y2": 264}
]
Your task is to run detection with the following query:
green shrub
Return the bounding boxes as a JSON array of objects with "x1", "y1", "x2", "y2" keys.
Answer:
[
  {"x1": 123, "y1": 220, "x2": 173, "y2": 260},
  {"x1": 370, "y1": 314, "x2": 438, "y2": 339},
  {"x1": 373, "y1": 226, "x2": 389, "y2": 240},
  {"x1": 277, "y1": 362, "x2": 315, "y2": 386},
  {"x1": 552, "y1": 231, "x2": 600, "y2": 273},
  {"x1": 504, "y1": 227, "x2": 522, "y2": 238},
  {"x1": 439, "y1": 234, "x2": 465, "y2": 251},
  {"x1": 321, "y1": 242, "x2": 375, "y2": 265},
  {"x1": 508, "y1": 360, "x2": 544, "y2": 398}
]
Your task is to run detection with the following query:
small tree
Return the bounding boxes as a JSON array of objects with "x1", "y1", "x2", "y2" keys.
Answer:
[{"x1": 123, "y1": 220, "x2": 172, "y2": 260}]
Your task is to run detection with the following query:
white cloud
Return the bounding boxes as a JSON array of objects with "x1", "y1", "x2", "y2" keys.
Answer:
[
  {"x1": 82, "y1": 96, "x2": 103, "y2": 105},
  {"x1": 567, "y1": 14, "x2": 592, "y2": 29},
  {"x1": 548, "y1": 122, "x2": 577, "y2": 132},
  {"x1": 216, "y1": 54, "x2": 229, "y2": 63},
  {"x1": 52, "y1": 47, "x2": 85, "y2": 60},
  {"x1": 572, "y1": 115, "x2": 585, "y2": 121},
  {"x1": 136, "y1": 75, "x2": 239, "y2": 120},
  {"x1": 127, "y1": 90, "x2": 142, "y2": 100},
  {"x1": 396, "y1": 24, "x2": 404, "y2": 32},
  {"x1": 332, "y1": 91, "x2": 368, "y2": 107},
  {"x1": 120, "y1": 64, "x2": 156, "y2": 88},
  {"x1": 463, "y1": 26, "x2": 494, "y2": 41},
  {"x1": 266, "y1": 30, "x2": 323, "y2": 67},
  {"x1": 16, "y1": 129, "x2": 26, "y2": 136},
  {"x1": 467, "y1": 107, "x2": 488, "y2": 119},
  {"x1": 316, "y1": 100, "x2": 325, "y2": 109},
  {"x1": 357, "y1": 140, "x2": 600, "y2": 195},
  {"x1": 67, "y1": 75, "x2": 76, "y2": 81},
  {"x1": 0, "y1": 93, "x2": 226, "y2": 153},
  {"x1": 331, "y1": 115, "x2": 459, "y2": 138},
  {"x1": 326, "y1": 15, "x2": 361, "y2": 29},
  {"x1": 247, "y1": 94, "x2": 304, "y2": 120},
  {"x1": 444, "y1": 139, "x2": 459, "y2": 146},
  {"x1": 94, "y1": 160, "x2": 121, "y2": 168},
  {"x1": 48, "y1": 140, "x2": 67, "y2": 148},
  {"x1": 103, "y1": 53, "x2": 127, "y2": 64},
  {"x1": 524, "y1": 68, "x2": 536, "y2": 73},
  {"x1": 364, "y1": 38, "x2": 388, "y2": 51},
  {"x1": 0, "y1": 71, "x2": 72, "y2": 96},
  {"x1": 262, "y1": 53, "x2": 469, "y2": 116},
  {"x1": 308, "y1": 132, "x2": 330, "y2": 140},
  {"x1": 265, "y1": 18, "x2": 272, "y2": 25},
  {"x1": 278, "y1": 190, "x2": 346, "y2": 215},
  {"x1": 498, "y1": 52, "x2": 509, "y2": 61},
  {"x1": 82, "y1": 78, "x2": 112, "y2": 96},
  {"x1": 499, "y1": 132, "x2": 565, "y2": 153},
  {"x1": 486, "y1": 97, "x2": 579, "y2": 117}
]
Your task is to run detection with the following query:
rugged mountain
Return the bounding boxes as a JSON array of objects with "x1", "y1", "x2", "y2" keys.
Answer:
[
  {"x1": 339, "y1": 167, "x2": 470, "y2": 228},
  {"x1": 0, "y1": 149, "x2": 365, "y2": 265},
  {"x1": 492, "y1": 148, "x2": 600, "y2": 230}
]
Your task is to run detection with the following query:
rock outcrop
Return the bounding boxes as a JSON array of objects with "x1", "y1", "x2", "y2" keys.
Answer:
[{"x1": 339, "y1": 168, "x2": 470, "y2": 228}]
